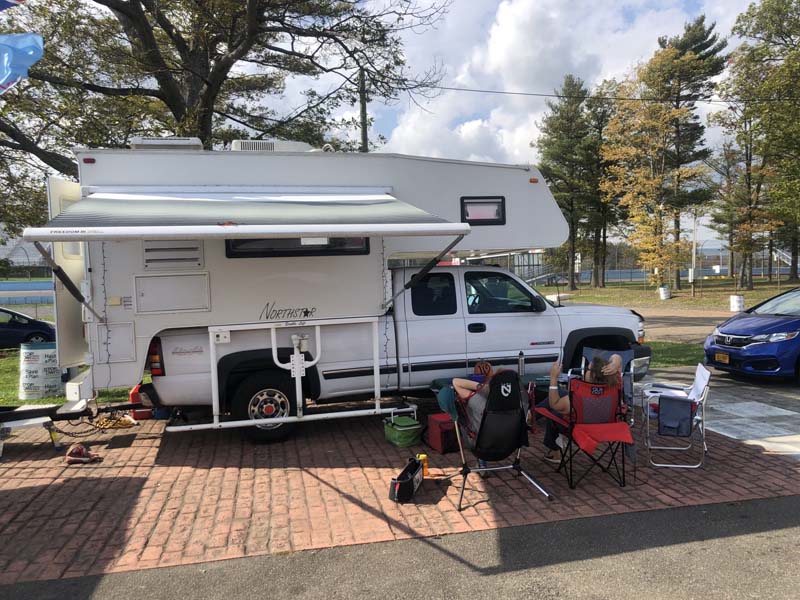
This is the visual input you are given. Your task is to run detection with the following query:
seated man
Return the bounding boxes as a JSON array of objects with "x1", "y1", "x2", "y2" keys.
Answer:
[{"x1": 543, "y1": 354, "x2": 622, "y2": 463}]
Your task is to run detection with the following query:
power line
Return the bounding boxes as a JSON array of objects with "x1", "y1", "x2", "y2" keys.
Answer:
[{"x1": 435, "y1": 85, "x2": 800, "y2": 105}]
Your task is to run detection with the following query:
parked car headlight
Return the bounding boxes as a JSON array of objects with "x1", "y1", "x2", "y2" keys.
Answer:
[
  {"x1": 749, "y1": 331, "x2": 800, "y2": 343},
  {"x1": 712, "y1": 327, "x2": 720, "y2": 337}
]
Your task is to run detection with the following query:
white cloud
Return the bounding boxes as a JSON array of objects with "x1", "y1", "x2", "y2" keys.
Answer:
[{"x1": 382, "y1": 0, "x2": 749, "y2": 164}]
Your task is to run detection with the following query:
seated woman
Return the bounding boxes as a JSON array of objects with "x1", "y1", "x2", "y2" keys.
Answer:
[
  {"x1": 543, "y1": 354, "x2": 622, "y2": 463},
  {"x1": 452, "y1": 360, "x2": 493, "y2": 400}
]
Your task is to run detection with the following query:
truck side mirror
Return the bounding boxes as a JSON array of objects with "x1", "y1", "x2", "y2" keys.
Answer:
[{"x1": 531, "y1": 296, "x2": 547, "y2": 312}]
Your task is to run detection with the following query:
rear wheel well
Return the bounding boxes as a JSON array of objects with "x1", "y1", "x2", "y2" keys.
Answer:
[{"x1": 217, "y1": 349, "x2": 320, "y2": 413}]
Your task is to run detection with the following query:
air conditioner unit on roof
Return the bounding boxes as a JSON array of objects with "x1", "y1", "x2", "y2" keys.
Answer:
[
  {"x1": 231, "y1": 139, "x2": 315, "y2": 152},
  {"x1": 130, "y1": 136, "x2": 203, "y2": 150}
]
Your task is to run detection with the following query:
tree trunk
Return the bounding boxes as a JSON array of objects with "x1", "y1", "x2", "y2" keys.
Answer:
[
  {"x1": 568, "y1": 216, "x2": 577, "y2": 291},
  {"x1": 790, "y1": 226, "x2": 799, "y2": 282},
  {"x1": 600, "y1": 224, "x2": 607, "y2": 288},
  {"x1": 768, "y1": 237, "x2": 774, "y2": 282},
  {"x1": 591, "y1": 227, "x2": 601, "y2": 288},
  {"x1": 738, "y1": 255, "x2": 746, "y2": 290},
  {"x1": 359, "y1": 68, "x2": 369, "y2": 153},
  {"x1": 673, "y1": 215, "x2": 681, "y2": 290},
  {"x1": 728, "y1": 233, "x2": 735, "y2": 281},
  {"x1": 746, "y1": 253, "x2": 754, "y2": 291}
]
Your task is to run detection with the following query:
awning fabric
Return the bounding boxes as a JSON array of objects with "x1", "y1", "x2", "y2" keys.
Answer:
[{"x1": 24, "y1": 188, "x2": 470, "y2": 241}]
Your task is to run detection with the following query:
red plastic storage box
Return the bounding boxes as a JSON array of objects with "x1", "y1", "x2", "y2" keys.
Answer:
[{"x1": 425, "y1": 412, "x2": 458, "y2": 454}]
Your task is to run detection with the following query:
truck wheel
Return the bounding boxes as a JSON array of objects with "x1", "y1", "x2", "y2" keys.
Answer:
[{"x1": 232, "y1": 371, "x2": 297, "y2": 443}]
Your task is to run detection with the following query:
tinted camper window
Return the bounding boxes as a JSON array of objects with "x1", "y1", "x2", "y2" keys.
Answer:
[
  {"x1": 226, "y1": 237, "x2": 369, "y2": 258},
  {"x1": 460, "y1": 196, "x2": 505, "y2": 226}
]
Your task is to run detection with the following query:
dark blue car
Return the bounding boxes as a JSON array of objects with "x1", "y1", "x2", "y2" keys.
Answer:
[
  {"x1": 0, "y1": 307, "x2": 55, "y2": 348},
  {"x1": 704, "y1": 288, "x2": 800, "y2": 379}
]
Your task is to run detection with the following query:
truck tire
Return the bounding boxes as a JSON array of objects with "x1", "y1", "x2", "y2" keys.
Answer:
[{"x1": 232, "y1": 371, "x2": 297, "y2": 443}]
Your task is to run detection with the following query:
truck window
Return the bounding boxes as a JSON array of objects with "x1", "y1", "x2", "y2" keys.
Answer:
[
  {"x1": 411, "y1": 273, "x2": 457, "y2": 316},
  {"x1": 464, "y1": 272, "x2": 534, "y2": 314},
  {"x1": 226, "y1": 237, "x2": 369, "y2": 258}
]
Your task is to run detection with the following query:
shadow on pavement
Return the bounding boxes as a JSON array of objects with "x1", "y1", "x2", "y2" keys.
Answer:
[
  {"x1": 0, "y1": 476, "x2": 146, "y2": 590},
  {"x1": 4, "y1": 494, "x2": 799, "y2": 599}
]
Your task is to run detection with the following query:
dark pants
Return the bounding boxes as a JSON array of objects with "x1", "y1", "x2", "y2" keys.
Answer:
[{"x1": 537, "y1": 399, "x2": 568, "y2": 450}]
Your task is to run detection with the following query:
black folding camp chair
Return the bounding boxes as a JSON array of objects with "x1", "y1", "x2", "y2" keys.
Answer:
[{"x1": 453, "y1": 370, "x2": 552, "y2": 511}]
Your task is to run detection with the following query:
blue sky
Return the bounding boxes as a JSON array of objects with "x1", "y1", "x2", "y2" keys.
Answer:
[
  {"x1": 372, "y1": 0, "x2": 754, "y2": 242},
  {"x1": 374, "y1": 0, "x2": 750, "y2": 162},
  {"x1": 279, "y1": 1, "x2": 754, "y2": 242}
]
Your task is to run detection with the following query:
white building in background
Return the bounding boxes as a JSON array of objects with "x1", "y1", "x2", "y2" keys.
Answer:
[{"x1": 0, "y1": 229, "x2": 48, "y2": 266}]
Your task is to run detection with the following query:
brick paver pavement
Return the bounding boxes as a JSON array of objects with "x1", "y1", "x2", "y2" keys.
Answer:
[{"x1": 0, "y1": 414, "x2": 798, "y2": 585}]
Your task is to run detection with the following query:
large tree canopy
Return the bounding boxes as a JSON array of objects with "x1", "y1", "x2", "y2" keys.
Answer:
[{"x1": 0, "y1": 0, "x2": 447, "y2": 237}]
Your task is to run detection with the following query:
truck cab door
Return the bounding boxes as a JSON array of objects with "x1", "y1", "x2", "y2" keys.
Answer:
[
  {"x1": 463, "y1": 270, "x2": 561, "y2": 376},
  {"x1": 401, "y1": 269, "x2": 468, "y2": 388}
]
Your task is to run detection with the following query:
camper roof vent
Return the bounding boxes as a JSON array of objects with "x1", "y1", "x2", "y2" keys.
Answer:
[
  {"x1": 231, "y1": 139, "x2": 315, "y2": 153},
  {"x1": 130, "y1": 136, "x2": 203, "y2": 151}
]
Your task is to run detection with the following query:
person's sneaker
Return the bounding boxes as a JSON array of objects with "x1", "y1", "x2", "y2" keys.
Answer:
[
  {"x1": 555, "y1": 434, "x2": 568, "y2": 450},
  {"x1": 543, "y1": 449, "x2": 560, "y2": 464}
]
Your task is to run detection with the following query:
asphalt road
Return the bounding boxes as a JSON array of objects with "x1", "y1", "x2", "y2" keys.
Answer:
[{"x1": 4, "y1": 495, "x2": 798, "y2": 600}]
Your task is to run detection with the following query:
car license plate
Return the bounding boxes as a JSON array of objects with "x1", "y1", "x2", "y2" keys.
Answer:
[{"x1": 715, "y1": 352, "x2": 729, "y2": 364}]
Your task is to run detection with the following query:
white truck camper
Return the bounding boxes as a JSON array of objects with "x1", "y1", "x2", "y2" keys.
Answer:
[{"x1": 24, "y1": 138, "x2": 650, "y2": 441}]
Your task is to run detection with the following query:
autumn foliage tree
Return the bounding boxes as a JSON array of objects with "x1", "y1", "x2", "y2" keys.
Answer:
[{"x1": 601, "y1": 52, "x2": 704, "y2": 286}]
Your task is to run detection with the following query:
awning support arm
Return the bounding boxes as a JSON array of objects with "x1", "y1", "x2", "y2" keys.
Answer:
[
  {"x1": 33, "y1": 241, "x2": 106, "y2": 323},
  {"x1": 384, "y1": 234, "x2": 464, "y2": 309}
]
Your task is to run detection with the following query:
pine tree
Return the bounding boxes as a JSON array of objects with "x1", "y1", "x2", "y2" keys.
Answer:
[
  {"x1": 536, "y1": 75, "x2": 591, "y2": 291},
  {"x1": 657, "y1": 16, "x2": 728, "y2": 290},
  {"x1": 584, "y1": 80, "x2": 619, "y2": 287}
]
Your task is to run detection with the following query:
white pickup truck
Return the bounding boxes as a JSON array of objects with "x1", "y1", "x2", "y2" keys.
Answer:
[{"x1": 144, "y1": 265, "x2": 650, "y2": 441}]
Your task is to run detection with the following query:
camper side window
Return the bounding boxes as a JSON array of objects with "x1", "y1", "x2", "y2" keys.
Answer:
[
  {"x1": 460, "y1": 196, "x2": 505, "y2": 226},
  {"x1": 411, "y1": 273, "x2": 457, "y2": 316},
  {"x1": 225, "y1": 237, "x2": 369, "y2": 258}
]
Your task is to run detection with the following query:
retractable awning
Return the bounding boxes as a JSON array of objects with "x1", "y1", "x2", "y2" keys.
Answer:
[{"x1": 23, "y1": 187, "x2": 471, "y2": 241}]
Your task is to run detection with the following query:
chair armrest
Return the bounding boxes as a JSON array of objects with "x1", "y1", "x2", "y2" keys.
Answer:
[
  {"x1": 641, "y1": 382, "x2": 686, "y2": 392},
  {"x1": 534, "y1": 406, "x2": 569, "y2": 428},
  {"x1": 656, "y1": 392, "x2": 695, "y2": 402}
]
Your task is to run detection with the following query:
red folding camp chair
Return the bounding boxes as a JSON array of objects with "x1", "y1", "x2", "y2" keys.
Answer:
[{"x1": 535, "y1": 374, "x2": 633, "y2": 489}]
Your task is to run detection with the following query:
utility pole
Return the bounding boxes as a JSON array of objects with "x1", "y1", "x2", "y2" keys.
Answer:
[
  {"x1": 691, "y1": 215, "x2": 697, "y2": 298},
  {"x1": 358, "y1": 68, "x2": 369, "y2": 153}
]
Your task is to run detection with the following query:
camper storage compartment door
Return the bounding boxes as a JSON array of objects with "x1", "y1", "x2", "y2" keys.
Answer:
[{"x1": 135, "y1": 273, "x2": 210, "y2": 313}]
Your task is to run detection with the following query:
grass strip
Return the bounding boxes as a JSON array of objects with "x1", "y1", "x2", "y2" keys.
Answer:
[{"x1": 647, "y1": 341, "x2": 705, "y2": 368}]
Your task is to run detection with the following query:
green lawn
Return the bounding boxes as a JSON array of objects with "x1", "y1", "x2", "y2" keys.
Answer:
[
  {"x1": 0, "y1": 349, "x2": 131, "y2": 406},
  {"x1": 537, "y1": 277, "x2": 798, "y2": 311},
  {"x1": 647, "y1": 341, "x2": 705, "y2": 368}
]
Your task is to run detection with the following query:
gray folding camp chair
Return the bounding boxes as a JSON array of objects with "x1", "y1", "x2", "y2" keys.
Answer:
[{"x1": 641, "y1": 363, "x2": 710, "y2": 468}]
